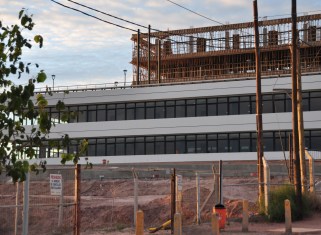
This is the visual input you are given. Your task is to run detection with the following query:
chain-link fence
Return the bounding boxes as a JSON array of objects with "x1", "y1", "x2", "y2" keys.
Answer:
[
  {"x1": 0, "y1": 166, "x2": 76, "y2": 235},
  {"x1": 1, "y1": 160, "x2": 320, "y2": 234}
]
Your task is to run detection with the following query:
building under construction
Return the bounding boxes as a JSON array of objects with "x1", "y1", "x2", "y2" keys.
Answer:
[{"x1": 131, "y1": 14, "x2": 321, "y2": 84}]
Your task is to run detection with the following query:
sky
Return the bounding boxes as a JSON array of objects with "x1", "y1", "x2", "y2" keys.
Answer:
[{"x1": 1, "y1": 0, "x2": 321, "y2": 89}]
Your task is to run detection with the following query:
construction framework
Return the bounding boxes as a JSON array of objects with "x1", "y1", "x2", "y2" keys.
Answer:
[{"x1": 131, "y1": 14, "x2": 321, "y2": 85}]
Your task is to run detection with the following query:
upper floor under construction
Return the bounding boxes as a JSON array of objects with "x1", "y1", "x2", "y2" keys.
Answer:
[{"x1": 131, "y1": 13, "x2": 321, "y2": 85}]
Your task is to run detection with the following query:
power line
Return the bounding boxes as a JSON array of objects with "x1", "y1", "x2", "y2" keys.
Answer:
[
  {"x1": 50, "y1": 0, "x2": 137, "y2": 32},
  {"x1": 164, "y1": 0, "x2": 224, "y2": 25},
  {"x1": 66, "y1": 0, "x2": 148, "y2": 30},
  {"x1": 59, "y1": 0, "x2": 234, "y2": 46},
  {"x1": 65, "y1": 0, "x2": 223, "y2": 42},
  {"x1": 164, "y1": 0, "x2": 251, "y2": 36}
]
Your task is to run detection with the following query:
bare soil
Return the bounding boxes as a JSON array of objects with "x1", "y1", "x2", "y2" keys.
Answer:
[{"x1": 1, "y1": 175, "x2": 321, "y2": 235}]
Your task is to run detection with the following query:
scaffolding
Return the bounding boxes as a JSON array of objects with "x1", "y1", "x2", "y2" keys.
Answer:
[{"x1": 131, "y1": 13, "x2": 321, "y2": 85}]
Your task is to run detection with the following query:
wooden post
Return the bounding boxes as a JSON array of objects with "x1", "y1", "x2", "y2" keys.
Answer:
[
  {"x1": 22, "y1": 172, "x2": 30, "y2": 235},
  {"x1": 157, "y1": 39, "x2": 161, "y2": 83},
  {"x1": 133, "y1": 171, "x2": 138, "y2": 225},
  {"x1": 285, "y1": 199, "x2": 292, "y2": 235},
  {"x1": 253, "y1": 0, "x2": 265, "y2": 212},
  {"x1": 176, "y1": 175, "x2": 182, "y2": 213},
  {"x1": 211, "y1": 212, "x2": 220, "y2": 235},
  {"x1": 14, "y1": 182, "x2": 19, "y2": 235},
  {"x1": 148, "y1": 25, "x2": 151, "y2": 84},
  {"x1": 135, "y1": 210, "x2": 144, "y2": 235},
  {"x1": 174, "y1": 213, "x2": 182, "y2": 235},
  {"x1": 218, "y1": 160, "x2": 223, "y2": 204},
  {"x1": 137, "y1": 29, "x2": 140, "y2": 85},
  {"x1": 171, "y1": 169, "x2": 176, "y2": 234},
  {"x1": 214, "y1": 174, "x2": 220, "y2": 205},
  {"x1": 291, "y1": 0, "x2": 303, "y2": 219},
  {"x1": 242, "y1": 200, "x2": 249, "y2": 232},
  {"x1": 74, "y1": 164, "x2": 81, "y2": 235},
  {"x1": 58, "y1": 176, "x2": 64, "y2": 227},
  {"x1": 297, "y1": 47, "x2": 307, "y2": 193},
  {"x1": 196, "y1": 172, "x2": 201, "y2": 225}
]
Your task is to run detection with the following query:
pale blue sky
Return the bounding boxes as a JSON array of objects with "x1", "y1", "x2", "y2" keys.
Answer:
[{"x1": 1, "y1": 0, "x2": 321, "y2": 89}]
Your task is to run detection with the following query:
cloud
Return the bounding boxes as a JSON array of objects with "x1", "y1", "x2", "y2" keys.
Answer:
[{"x1": 1, "y1": 0, "x2": 321, "y2": 88}]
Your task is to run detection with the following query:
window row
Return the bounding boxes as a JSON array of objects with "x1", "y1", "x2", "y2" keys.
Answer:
[
  {"x1": 46, "y1": 90, "x2": 321, "y2": 124},
  {"x1": 16, "y1": 90, "x2": 321, "y2": 125},
  {"x1": 36, "y1": 129, "x2": 321, "y2": 158}
]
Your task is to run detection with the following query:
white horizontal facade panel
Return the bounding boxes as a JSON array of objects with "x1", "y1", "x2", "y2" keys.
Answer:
[
  {"x1": 44, "y1": 74, "x2": 321, "y2": 106},
  {"x1": 25, "y1": 111, "x2": 321, "y2": 139},
  {"x1": 29, "y1": 151, "x2": 288, "y2": 166}
]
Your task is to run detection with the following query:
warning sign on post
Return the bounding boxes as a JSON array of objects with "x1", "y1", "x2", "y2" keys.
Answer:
[{"x1": 50, "y1": 174, "x2": 62, "y2": 196}]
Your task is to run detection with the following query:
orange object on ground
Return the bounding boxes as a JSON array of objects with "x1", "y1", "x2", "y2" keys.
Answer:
[{"x1": 213, "y1": 204, "x2": 227, "y2": 229}]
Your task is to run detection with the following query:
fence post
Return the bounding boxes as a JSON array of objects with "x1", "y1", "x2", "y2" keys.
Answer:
[
  {"x1": 242, "y1": 200, "x2": 249, "y2": 232},
  {"x1": 58, "y1": 175, "x2": 64, "y2": 227},
  {"x1": 214, "y1": 173, "x2": 220, "y2": 205},
  {"x1": 174, "y1": 213, "x2": 182, "y2": 235},
  {"x1": 196, "y1": 172, "x2": 201, "y2": 225},
  {"x1": 211, "y1": 212, "x2": 220, "y2": 235},
  {"x1": 171, "y1": 168, "x2": 176, "y2": 234},
  {"x1": 263, "y1": 157, "x2": 270, "y2": 214},
  {"x1": 176, "y1": 175, "x2": 183, "y2": 213},
  {"x1": 305, "y1": 150, "x2": 315, "y2": 193},
  {"x1": 133, "y1": 169, "x2": 138, "y2": 225},
  {"x1": 135, "y1": 210, "x2": 144, "y2": 235},
  {"x1": 74, "y1": 164, "x2": 81, "y2": 235},
  {"x1": 285, "y1": 199, "x2": 292, "y2": 235},
  {"x1": 14, "y1": 182, "x2": 20, "y2": 235},
  {"x1": 22, "y1": 172, "x2": 30, "y2": 235}
]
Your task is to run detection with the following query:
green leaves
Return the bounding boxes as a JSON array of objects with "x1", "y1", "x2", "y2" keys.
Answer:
[
  {"x1": 19, "y1": 9, "x2": 25, "y2": 19},
  {"x1": 56, "y1": 100, "x2": 65, "y2": 111},
  {"x1": 36, "y1": 93, "x2": 48, "y2": 109},
  {"x1": 37, "y1": 71, "x2": 47, "y2": 83},
  {"x1": 34, "y1": 35, "x2": 43, "y2": 48},
  {"x1": 0, "y1": 9, "x2": 89, "y2": 182}
]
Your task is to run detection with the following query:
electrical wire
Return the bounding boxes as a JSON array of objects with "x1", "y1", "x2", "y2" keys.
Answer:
[
  {"x1": 50, "y1": 0, "x2": 208, "y2": 46},
  {"x1": 66, "y1": 0, "x2": 148, "y2": 30},
  {"x1": 50, "y1": 0, "x2": 137, "y2": 32},
  {"x1": 164, "y1": 0, "x2": 224, "y2": 25},
  {"x1": 164, "y1": 0, "x2": 251, "y2": 36},
  {"x1": 64, "y1": 0, "x2": 237, "y2": 45}
]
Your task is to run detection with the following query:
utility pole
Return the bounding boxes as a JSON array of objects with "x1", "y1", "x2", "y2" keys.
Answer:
[
  {"x1": 291, "y1": 0, "x2": 303, "y2": 219},
  {"x1": 296, "y1": 46, "x2": 307, "y2": 193},
  {"x1": 253, "y1": 0, "x2": 264, "y2": 212}
]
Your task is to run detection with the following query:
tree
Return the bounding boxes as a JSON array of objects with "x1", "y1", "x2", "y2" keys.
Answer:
[{"x1": 0, "y1": 10, "x2": 87, "y2": 182}]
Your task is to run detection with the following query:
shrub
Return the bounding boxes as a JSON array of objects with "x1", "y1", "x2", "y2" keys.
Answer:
[{"x1": 268, "y1": 185, "x2": 315, "y2": 222}]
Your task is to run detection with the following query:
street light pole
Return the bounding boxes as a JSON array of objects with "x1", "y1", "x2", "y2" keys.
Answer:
[
  {"x1": 52, "y1": 75, "x2": 56, "y2": 90},
  {"x1": 123, "y1": 69, "x2": 127, "y2": 87}
]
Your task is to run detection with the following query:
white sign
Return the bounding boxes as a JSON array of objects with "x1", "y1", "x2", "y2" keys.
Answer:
[{"x1": 50, "y1": 174, "x2": 62, "y2": 196}]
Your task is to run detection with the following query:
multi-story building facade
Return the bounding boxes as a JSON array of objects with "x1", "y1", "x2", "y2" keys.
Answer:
[{"x1": 29, "y1": 13, "x2": 321, "y2": 165}]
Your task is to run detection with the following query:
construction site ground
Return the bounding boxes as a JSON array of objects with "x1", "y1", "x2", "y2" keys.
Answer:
[{"x1": 78, "y1": 176, "x2": 321, "y2": 235}]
